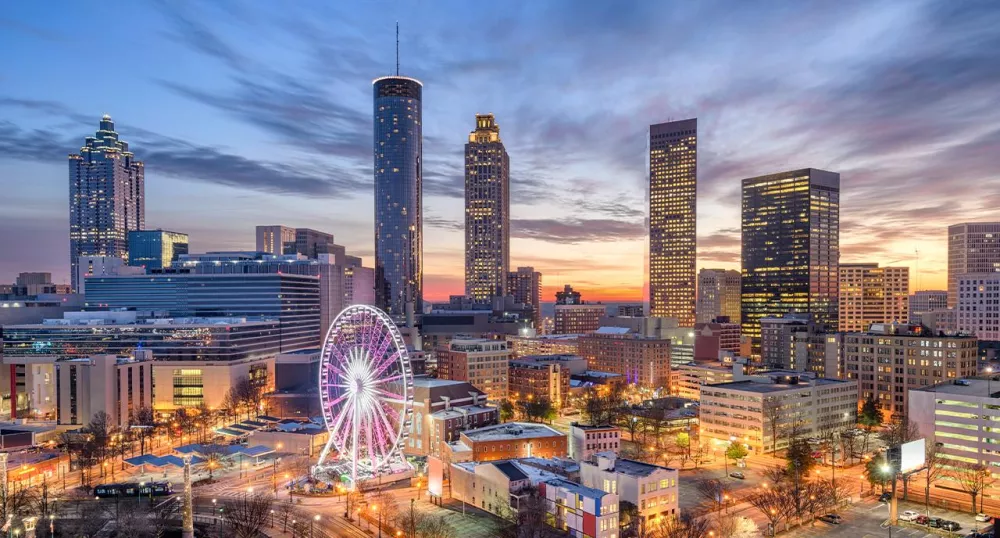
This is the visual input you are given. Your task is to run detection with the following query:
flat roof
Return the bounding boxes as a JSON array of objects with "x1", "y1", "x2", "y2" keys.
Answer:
[
  {"x1": 707, "y1": 378, "x2": 849, "y2": 394},
  {"x1": 610, "y1": 457, "x2": 676, "y2": 477},
  {"x1": 545, "y1": 478, "x2": 609, "y2": 499},
  {"x1": 462, "y1": 422, "x2": 564, "y2": 442},
  {"x1": 914, "y1": 377, "x2": 999, "y2": 398}
]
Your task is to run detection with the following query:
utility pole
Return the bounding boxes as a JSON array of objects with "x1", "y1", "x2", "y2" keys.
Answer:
[{"x1": 181, "y1": 455, "x2": 194, "y2": 538}]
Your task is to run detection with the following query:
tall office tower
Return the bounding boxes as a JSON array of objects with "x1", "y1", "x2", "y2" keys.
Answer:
[
  {"x1": 464, "y1": 114, "x2": 510, "y2": 302},
  {"x1": 741, "y1": 169, "x2": 840, "y2": 352},
  {"x1": 69, "y1": 115, "x2": 144, "y2": 292},
  {"x1": 508, "y1": 267, "x2": 542, "y2": 328},
  {"x1": 948, "y1": 222, "x2": 1000, "y2": 307},
  {"x1": 256, "y1": 225, "x2": 296, "y2": 255},
  {"x1": 697, "y1": 268, "x2": 741, "y2": 323},
  {"x1": 837, "y1": 263, "x2": 909, "y2": 332},
  {"x1": 648, "y1": 119, "x2": 697, "y2": 326},
  {"x1": 128, "y1": 230, "x2": 189, "y2": 270},
  {"x1": 295, "y1": 228, "x2": 336, "y2": 258},
  {"x1": 909, "y1": 290, "x2": 948, "y2": 324},
  {"x1": 374, "y1": 75, "x2": 423, "y2": 319}
]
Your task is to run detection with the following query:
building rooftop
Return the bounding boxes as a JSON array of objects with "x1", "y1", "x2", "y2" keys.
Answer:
[
  {"x1": 544, "y1": 478, "x2": 609, "y2": 499},
  {"x1": 494, "y1": 461, "x2": 529, "y2": 482},
  {"x1": 518, "y1": 457, "x2": 580, "y2": 475},
  {"x1": 913, "y1": 377, "x2": 1000, "y2": 398},
  {"x1": 706, "y1": 378, "x2": 849, "y2": 394},
  {"x1": 598, "y1": 455, "x2": 676, "y2": 477},
  {"x1": 571, "y1": 423, "x2": 618, "y2": 431},
  {"x1": 461, "y1": 422, "x2": 564, "y2": 442},
  {"x1": 510, "y1": 334, "x2": 582, "y2": 341},
  {"x1": 594, "y1": 326, "x2": 631, "y2": 335}
]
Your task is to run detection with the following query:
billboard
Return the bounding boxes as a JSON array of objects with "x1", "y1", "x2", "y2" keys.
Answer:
[{"x1": 899, "y1": 438, "x2": 926, "y2": 474}]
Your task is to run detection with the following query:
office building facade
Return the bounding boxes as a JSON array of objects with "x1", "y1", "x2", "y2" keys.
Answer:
[
  {"x1": 578, "y1": 328, "x2": 671, "y2": 387},
  {"x1": 554, "y1": 304, "x2": 606, "y2": 335},
  {"x1": 741, "y1": 169, "x2": 840, "y2": 352},
  {"x1": 127, "y1": 230, "x2": 188, "y2": 270},
  {"x1": 465, "y1": 114, "x2": 510, "y2": 302},
  {"x1": 909, "y1": 290, "x2": 948, "y2": 325},
  {"x1": 948, "y1": 222, "x2": 1000, "y2": 308},
  {"x1": 508, "y1": 359, "x2": 571, "y2": 408},
  {"x1": 911, "y1": 379, "x2": 1000, "y2": 474},
  {"x1": 648, "y1": 119, "x2": 697, "y2": 326},
  {"x1": 508, "y1": 267, "x2": 542, "y2": 328},
  {"x1": 256, "y1": 225, "x2": 296, "y2": 255},
  {"x1": 957, "y1": 273, "x2": 1000, "y2": 341},
  {"x1": 69, "y1": 115, "x2": 144, "y2": 292},
  {"x1": 437, "y1": 339, "x2": 511, "y2": 402},
  {"x1": 374, "y1": 76, "x2": 423, "y2": 318},
  {"x1": 55, "y1": 354, "x2": 153, "y2": 427},
  {"x1": 696, "y1": 269, "x2": 741, "y2": 324},
  {"x1": 838, "y1": 263, "x2": 909, "y2": 332}
]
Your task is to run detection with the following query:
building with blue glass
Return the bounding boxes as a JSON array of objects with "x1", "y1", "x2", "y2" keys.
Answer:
[
  {"x1": 373, "y1": 76, "x2": 423, "y2": 319},
  {"x1": 127, "y1": 229, "x2": 188, "y2": 270}
]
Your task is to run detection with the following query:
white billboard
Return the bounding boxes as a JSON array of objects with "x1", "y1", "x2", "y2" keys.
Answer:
[{"x1": 900, "y1": 438, "x2": 926, "y2": 474}]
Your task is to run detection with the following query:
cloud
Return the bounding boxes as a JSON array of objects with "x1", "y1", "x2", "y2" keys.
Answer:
[{"x1": 512, "y1": 218, "x2": 645, "y2": 244}]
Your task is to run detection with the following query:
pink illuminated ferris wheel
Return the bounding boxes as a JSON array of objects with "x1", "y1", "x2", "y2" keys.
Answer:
[{"x1": 316, "y1": 305, "x2": 413, "y2": 486}]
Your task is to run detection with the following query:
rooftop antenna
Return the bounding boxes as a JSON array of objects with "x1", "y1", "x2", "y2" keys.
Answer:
[{"x1": 395, "y1": 22, "x2": 400, "y2": 76}]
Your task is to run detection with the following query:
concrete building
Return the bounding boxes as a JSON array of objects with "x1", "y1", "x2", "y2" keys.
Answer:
[
  {"x1": 697, "y1": 269, "x2": 740, "y2": 324},
  {"x1": 541, "y1": 478, "x2": 620, "y2": 538},
  {"x1": 508, "y1": 267, "x2": 542, "y2": 329},
  {"x1": 267, "y1": 350, "x2": 322, "y2": 419},
  {"x1": 55, "y1": 354, "x2": 153, "y2": 427},
  {"x1": 151, "y1": 357, "x2": 273, "y2": 411},
  {"x1": 407, "y1": 378, "x2": 497, "y2": 459},
  {"x1": 421, "y1": 296, "x2": 534, "y2": 352},
  {"x1": 921, "y1": 309, "x2": 958, "y2": 335},
  {"x1": 294, "y1": 228, "x2": 337, "y2": 258},
  {"x1": 838, "y1": 263, "x2": 909, "y2": 332},
  {"x1": 256, "y1": 225, "x2": 296, "y2": 255},
  {"x1": 450, "y1": 459, "x2": 550, "y2": 517},
  {"x1": 741, "y1": 169, "x2": 840, "y2": 352},
  {"x1": 843, "y1": 323, "x2": 978, "y2": 420},
  {"x1": 616, "y1": 304, "x2": 644, "y2": 318},
  {"x1": 555, "y1": 305, "x2": 606, "y2": 335},
  {"x1": 76, "y1": 255, "x2": 144, "y2": 295},
  {"x1": 957, "y1": 273, "x2": 1000, "y2": 341},
  {"x1": 508, "y1": 358, "x2": 571, "y2": 408},
  {"x1": 69, "y1": 116, "x2": 144, "y2": 293},
  {"x1": 578, "y1": 328, "x2": 671, "y2": 388},
  {"x1": 569, "y1": 424, "x2": 620, "y2": 462},
  {"x1": 438, "y1": 338, "x2": 511, "y2": 402},
  {"x1": 447, "y1": 422, "x2": 567, "y2": 463},
  {"x1": 556, "y1": 285, "x2": 583, "y2": 305},
  {"x1": 693, "y1": 321, "x2": 742, "y2": 361},
  {"x1": 464, "y1": 114, "x2": 510, "y2": 302},
  {"x1": 910, "y1": 378, "x2": 1000, "y2": 474},
  {"x1": 649, "y1": 119, "x2": 697, "y2": 327},
  {"x1": 580, "y1": 452, "x2": 678, "y2": 530},
  {"x1": 948, "y1": 222, "x2": 1000, "y2": 308},
  {"x1": 507, "y1": 334, "x2": 581, "y2": 359},
  {"x1": 699, "y1": 375, "x2": 857, "y2": 454},
  {"x1": 673, "y1": 361, "x2": 743, "y2": 400},
  {"x1": 792, "y1": 331, "x2": 843, "y2": 379},
  {"x1": 909, "y1": 290, "x2": 948, "y2": 325},
  {"x1": 127, "y1": 230, "x2": 188, "y2": 270}
]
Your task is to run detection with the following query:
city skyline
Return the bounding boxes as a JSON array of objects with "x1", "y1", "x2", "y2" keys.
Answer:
[{"x1": 2, "y1": 3, "x2": 999, "y2": 301}]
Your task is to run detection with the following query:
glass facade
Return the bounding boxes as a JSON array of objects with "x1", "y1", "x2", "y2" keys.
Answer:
[
  {"x1": 127, "y1": 230, "x2": 189, "y2": 270},
  {"x1": 649, "y1": 119, "x2": 697, "y2": 326},
  {"x1": 465, "y1": 114, "x2": 510, "y2": 302},
  {"x1": 373, "y1": 76, "x2": 423, "y2": 318},
  {"x1": 741, "y1": 169, "x2": 840, "y2": 353}
]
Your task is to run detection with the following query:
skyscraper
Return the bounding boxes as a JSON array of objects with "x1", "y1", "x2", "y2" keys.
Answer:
[
  {"x1": 464, "y1": 114, "x2": 510, "y2": 302},
  {"x1": 741, "y1": 168, "x2": 840, "y2": 351},
  {"x1": 838, "y1": 263, "x2": 909, "y2": 332},
  {"x1": 256, "y1": 225, "x2": 296, "y2": 255},
  {"x1": 373, "y1": 75, "x2": 423, "y2": 319},
  {"x1": 697, "y1": 269, "x2": 741, "y2": 323},
  {"x1": 648, "y1": 119, "x2": 697, "y2": 326},
  {"x1": 69, "y1": 115, "x2": 144, "y2": 292},
  {"x1": 508, "y1": 267, "x2": 542, "y2": 328},
  {"x1": 128, "y1": 230, "x2": 189, "y2": 270},
  {"x1": 948, "y1": 222, "x2": 1000, "y2": 308}
]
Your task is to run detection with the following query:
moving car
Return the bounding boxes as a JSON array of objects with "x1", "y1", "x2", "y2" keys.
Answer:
[
  {"x1": 899, "y1": 511, "x2": 921, "y2": 522},
  {"x1": 729, "y1": 472, "x2": 745, "y2": 479},
  {"x1": 976, "y1": 513, "x2": 992, "y2": 522},
  {"x1": 941, "y1": 521, "x2": 962, "y2": 532},
  {"x1": 879, "y1": 492, "x2": 892, "y2": 503},
  {"x1": 818, "y1": 514, "x2": 843, "y2": 524}
]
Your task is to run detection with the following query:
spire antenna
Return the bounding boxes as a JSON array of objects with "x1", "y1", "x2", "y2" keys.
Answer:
[{"x1": 395, "y1": 22, "x2": 399, "y2": 76}]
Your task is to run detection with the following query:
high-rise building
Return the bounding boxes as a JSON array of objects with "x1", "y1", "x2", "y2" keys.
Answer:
[
  {"x1": 508, "y1": 267, "x2": 542, "y2": 328},
  {"x1": 256, "y1": 225, "x2": 296, "y2": 255},
  {"x1": 295, "y1": 228, "x2": 336, "y2": 258},
  {"x1": 696, "y1": 269, "x2": 741, "y2": 324},
  {"x1": 956, "y1": 273, "x2": 1000, "y2": 341},
  {"x1": 69, "y1": 115, "x2": 144, "y2": 292},
  {"x1": 909, "y1": 290, "x2": 948, "y2": 324},
  {"x1": 128, "y1": 230, "x2": 189, "y2": 270},
  {"x1": 556, "y1": 284, "x2": 582, "y2": 305},
  {"x1": 648, "y1": 119, "x2": 697, "y2": 326},
  {"x1": 374, "y1": 75, "x2": 423, "y2": 319},
  {"x1": 741, "y1": 169, "x2": 840, "y2": 352},
  {"x1": 464, "y1": 114, "x2": 510, "y2": 302},
  {"x1": 838, "y1": 263, "x2": 909, "y2": 332},
  {"x1": 948, "y1": 222, "x2": 1000, "y2": 307}
]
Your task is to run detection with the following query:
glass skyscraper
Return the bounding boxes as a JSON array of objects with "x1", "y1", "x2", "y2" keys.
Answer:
[
  {"x1": 741, "y1": 168, "x2": 840, "y2": 353},
  {"x1": 373, "y1": 76, "x2": 423, "y2": 318},
  {"x1": 69, "y1": 115, "x2": 144, "y2": 292},
  {"x1": 465, "y1": 114, "x2": 510, "y2": 302},
  {"x1": 648, "y1": 119, "x2": 697, "y2": 326},
  {"x1": 127, "y1": 229, "x2": 188, "y2": 270}
]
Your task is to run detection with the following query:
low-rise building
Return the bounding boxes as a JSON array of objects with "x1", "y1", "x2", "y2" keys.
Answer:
[
  {"x1": 698, "y1": 375, "x2": 858, "y2": 454},
  {"x1": 578, "y1": 328, "x2": 671, "y2": 388},
  {"x1": 673, "y1": 361, "x2": 742, "y2": 400},
  {"x1": 507, "y1": 334, "x2": 581, "y2": 358},
  {"x1": 541, "y1": 478, "x2": 619, "y2": 538},
  {"x1": 407, "y1": 378, "x2": 497, "y2": 458},
  {"x1": 693, "y1": 321, "x2": 742, "y2": 361},
  {"x1": 437, "y1": 338, "x2": 510, "y2": 402},
  {"x1": 447, "y1": 422, "x2": 567, "y2": 463},
  {"x1": 569, "y1": 424, "x2": 620, "y2": 462},
  {"x1": 580, "y1": 452, "x2": 678, "y2": 530},
  {"x1": 509, "y1": 357, "x2": 573, "y2": 408},
  {"x1": 910, "y1": 378, "x2": 1000, "y2": 475},
  {"x1": 55, "y1": 354, "x2": 153, "y2": 427}
]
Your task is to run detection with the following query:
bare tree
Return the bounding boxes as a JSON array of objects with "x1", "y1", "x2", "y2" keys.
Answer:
[
  {"x1": 133, "y1": 406, "x2": 156, "y2": 455},
  {"x1": 648, "y1": 511, "x2": 711, "y2": 538},
  {"x1": 695, "y1": 479, "x2": 729, "y2": 513},
  {"x1": 747, "y1": 489, "x2": 790, "y2": 534},
  {"x1": 952, "y1": 461, "x2": 993, "y2": 514},
  {"x1": 922, "y1": 446, "x2": 946, "y2": 515},
  {"x1": 763, "y1": 398, "x2": 783, "y2": 453},
  {"x1": 417, "y1": 515, "x2": 458, "y2": 538},
  {"x1": 221, "y1": 491, "x2": 274, "y2": 538},
  {"x1": 713, "y1": 515, "x2": 761, "y2": 538},
  {"x1": 879, "y1": 417, "x2": 922, "y2": 499},
  {"x1": 370, "y1": 488, "x2": 400, "y2": 530}
]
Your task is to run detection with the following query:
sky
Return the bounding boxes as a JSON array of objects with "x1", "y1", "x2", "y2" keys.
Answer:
[{"x1": 1, "y1": 1, "x2": 998, "y2": 302}]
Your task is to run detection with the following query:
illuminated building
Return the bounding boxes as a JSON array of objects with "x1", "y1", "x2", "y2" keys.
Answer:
[
  {"x1": 437, "y1": 338, "x2": 510, "y2": 402},
  {"x1": 578, "y1": 327, "x2": 671, "y2": 388},
  {"x1": 911, "y1": 379, "x2": 1000, "y2": 472},
  {"x1": 55, "y1": 354, "x2": 152, "y2": 427},
  {"x1": 374, "y1": 75, "x2": 423, "y2": 319},
  {"x1": 69, "y1": 115, "x2": 144, "y2": 292},
  {"x1": 741, "y1": 168, "x2": 840, "y2": 352},
  {"x1": 465, "y1": 114, "x2": 510, "y2": 302},
  {"x1": 508, "y1": 358, "x2": 571, "y2": 408},
  {"x1": 948, "y1": 222, "x2": 1000, "y2": 307},
  {"x1": 616, "y1": 304, "x2": 644, "y2": 317},
  {"x1": 554, "y1": 305, "x2": 606, "y2": 335},
  {"x1": 556, "y1": 284, "x2": 582, "y2": 305},
  {"x1": 648, "y1": 119, "x2": 697, "y2": 326},
  {"x1": 579, "y1": 453, "x2": 678, "y2": 529},
  {"x1": 255, "y1": 225, "x2": 295, "y2": 255},
  {"x1": 127, "y1": 230, "x2": 188, "y2": 270},
  {"x1": 506, "y1": 334, "x2": 580, "y2": 358},
  {"x1": 838, "y1": 263, "x2": 909, "y2": 332},
  {"x1": 957, "y1": 273, "x2": 1000, "y2": 341},
  {"x1": 909, "y1": 290, "x2": 947, "y2": 325},
  {"x1": 696, "y1": 269, "x2": 741, "y2": 324},
  {"x1": 508, "y1": 267, "x2": 542, "y2": 329}
]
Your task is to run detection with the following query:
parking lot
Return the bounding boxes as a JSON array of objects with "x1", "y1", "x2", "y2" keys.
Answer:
[{"x1": 784, "y1": 497, "x2": 988, "y2": 537}]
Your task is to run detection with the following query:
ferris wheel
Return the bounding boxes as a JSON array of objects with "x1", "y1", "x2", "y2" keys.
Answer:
[{"x1": 316, "y1": 305, "x2": 413, "y2": 486}]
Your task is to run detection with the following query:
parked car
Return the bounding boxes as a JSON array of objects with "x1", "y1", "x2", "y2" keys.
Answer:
[
  {"x1": 818, "y1": 514, "x2": 843, "y2": 524},
  {"x1": 915, "y1": 515, "x2": 930, "y2": 525},
  {"x1": 899, "y1": 511, "x2": 921, "y2": 522},
  {"x1": 927, "y1": 518, "x2": 944, "y2": 528},
  {"x1": 941, "y1": 521, "x2": 962, "y2": 531},
  {"x1": 879, "y1": 492, "x2": 892, "y2": 503},
  {"x1": 976, "y1": 513, "x2": 992, "y2": 522},
  {"x1": 729, "y1": 472, "x2": 745, "y2": 479}
]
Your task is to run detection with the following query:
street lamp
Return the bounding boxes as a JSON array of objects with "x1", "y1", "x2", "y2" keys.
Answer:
[
  {"x1": 372, "y1": 504, "x2": 383, "y2": 538},
  {"x1": 987, "y1": 367, "x2": 994, "y2": 397},
  {"x1": 311, "y1": 514, "x2": 320, "y2": 538}
]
